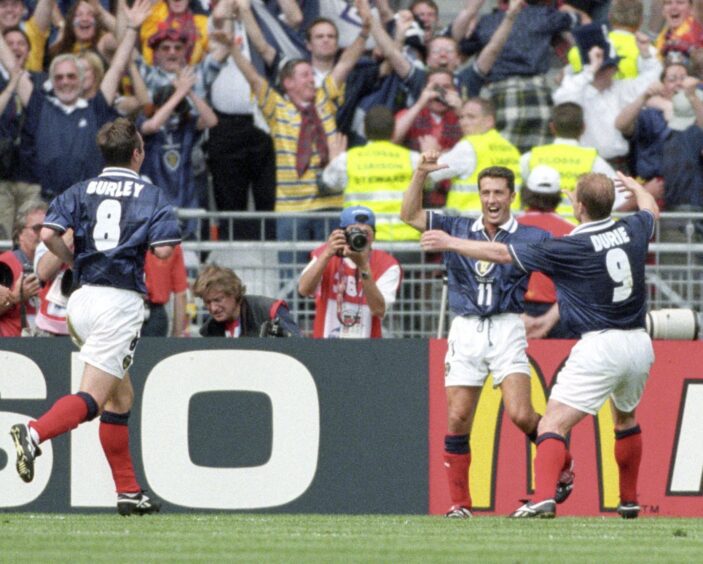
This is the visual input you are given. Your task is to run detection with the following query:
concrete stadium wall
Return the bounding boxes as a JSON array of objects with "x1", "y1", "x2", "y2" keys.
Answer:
[{"x1": 0, "y1": 338, "x2": 701, "y2": 516}]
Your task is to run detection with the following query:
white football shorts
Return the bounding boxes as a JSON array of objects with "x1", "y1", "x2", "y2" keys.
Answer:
[
  {"x1": 550, "y1": 328, "x2": 654, "y2": 415},
  {"x1": 444, "y1": 313, "x2": 530, "y2": 388},
  {"x1": 66, "y1": 285, "x2": 145, "y2": 379}
]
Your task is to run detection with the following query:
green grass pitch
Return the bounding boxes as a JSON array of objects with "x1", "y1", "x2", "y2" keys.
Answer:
[{"x1": 1, "y1": 514, "x2": 702, "y2": 562}]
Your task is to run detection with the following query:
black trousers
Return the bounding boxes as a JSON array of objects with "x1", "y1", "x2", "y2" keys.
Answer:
[{"x1": 207, "y1": 113, "x2": 276, "y2": 240}]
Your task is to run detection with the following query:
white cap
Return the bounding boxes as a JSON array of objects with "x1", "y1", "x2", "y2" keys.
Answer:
[{"x1": 527, "y1": 165, "x2": 561, "y2": 194}]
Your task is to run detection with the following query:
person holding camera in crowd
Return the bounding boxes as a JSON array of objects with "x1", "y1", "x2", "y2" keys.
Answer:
[
  {"x1": 0, "y1": 199, "x2": 46, "y2": 337},
  {"x1": 194, "y1": 264, "x2": 301, "y2": 338},
  {"x1": 298, "y1": 206, "x2": 401, "y2": 338}
]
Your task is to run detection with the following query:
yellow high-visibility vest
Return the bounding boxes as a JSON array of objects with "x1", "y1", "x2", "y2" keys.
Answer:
[
  {"x1": 447, "y1": 129, "x2": 522, "y2": 212},
  {"x1": 529, "y1": 143, "x2": 597, "y2": 219},
  {"x1": 345, "y1": 140, "x2": 419, "y2": 241}
]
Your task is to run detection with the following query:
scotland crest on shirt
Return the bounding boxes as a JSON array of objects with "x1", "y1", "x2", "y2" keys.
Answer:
[{"x1": 473, "y1": 260, "x2": 495, "y2": 278}]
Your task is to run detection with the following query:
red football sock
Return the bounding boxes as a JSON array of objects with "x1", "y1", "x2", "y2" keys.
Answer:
[
  {"x1": 615, "y1": 427, "x2": 642, "y2": 504},
  {"x1": 562, "y1": 448, "x2": 573, "y2": 472},
  {"x1": 99, "y1": 416, "x2": 141, "y2": 494},
  {"x1": 534, "y1": 435, "x2": 567, "y2": 502},
  {"x1": 444, "y1": 452, "x2": 472, "y2": 508},
  {"x1": 30, "y1": 394, "x2": 89, "y2": 443}
]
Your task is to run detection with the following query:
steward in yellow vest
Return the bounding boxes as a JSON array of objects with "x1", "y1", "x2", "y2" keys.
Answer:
[
  {"x1": 521, "y1": 102, "x2": 616, "y2": 221},
  {"x1": 345, "y1": 140, "x2": 419, "y2": 241},
  {"x1": 319, "y1": 106, "x2": 421, "y2": 240}
]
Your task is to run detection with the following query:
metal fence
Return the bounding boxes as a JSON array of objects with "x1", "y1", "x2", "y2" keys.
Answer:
[
  {"x1": 176, "y1": 210, "x2": 703, "y2": 338},
  {"x1": 3, "y1": 210, "x2": 701, "y2": 338}
]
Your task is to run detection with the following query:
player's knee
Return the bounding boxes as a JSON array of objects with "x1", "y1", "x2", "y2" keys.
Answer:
[
  {"x1": 76, "y1": 391, "x2": 99, "y2": 421},
  {"x1": 507, "y1": 406, "x2": 536, "y2": 433},
  {"x1": 447, "y1": 408, "x2": 472, "y2": 432}
]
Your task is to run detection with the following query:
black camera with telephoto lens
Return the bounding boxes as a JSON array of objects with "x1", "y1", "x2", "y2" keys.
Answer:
[{"x1": 345, "y1": 227, "x2": 368, "y2": 252}]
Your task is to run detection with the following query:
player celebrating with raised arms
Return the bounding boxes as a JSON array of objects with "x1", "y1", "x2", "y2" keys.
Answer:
[
  {"x1": 401, "y1": 152, "x2": 575, "y2": 518},
  {"x1": 420, "y1": 168, "x2": 658, "y2": 519},
  {"x1": 10, "y1": 118, "x2": 181, "y2": 516}
]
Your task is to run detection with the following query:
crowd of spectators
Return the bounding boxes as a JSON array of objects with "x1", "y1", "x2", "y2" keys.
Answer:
[{"x1": 1, "y1": 0, "x2": 703, "y2": 338}]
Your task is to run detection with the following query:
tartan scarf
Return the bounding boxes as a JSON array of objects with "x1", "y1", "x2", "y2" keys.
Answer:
[
  {"x1": 296, "y1": 103, "x2": 329, "y2": 178},
  {"x1": 406, "y1": 107, "x2": 462, "y2": 152}
]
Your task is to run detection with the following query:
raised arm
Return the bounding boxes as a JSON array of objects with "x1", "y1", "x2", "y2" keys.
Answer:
[
  {"x1": 237, "y1": 0, "x2": 277, "y2": 67},
  {"x1": 101, "y1": 0, "x2": 151, "y2": 105},
  {"x1": 190, "y1": 89, "x2": 219, "y2": 130},
  {"x1": 298, "y1": 230, "x2": 346, "y2": 296},
  {"x1": 393, "y1": 84, "x2": 436, "y2": 143},
  {"x1": 682, "y1": 76, "x2": 703, "y2": 130},
  {"x1": 475, "y1": 0, "x2": 523, "y2": 76},
  {"x1": 330, "y1": 0, "x2": 371, "y2": 86},
  {"x1": 230, "y1": 37, "x2": 266, "y2": 96},
  {"x1": 276, "y1": 0, "x2": 303, "y2": 29},
  {"x1": 615, "y1": 171, "x2": 660, "y2": 219},
  {"x1": 32, "y1": 0, "x2": 56, "y2": 34},
  {"x1": 401, "y1": 151, "x2": 447, "y2": 232},
  {"x1": 450, "y1": 0, "x2": 485, "y2": 42},
  {"x1": 0, "y1": 68, "x2": 21, "y2": 116},
  {"x1": 140, "y1": 69, "x2": 196, "y2": 135},
  {"x1": 0, "y1": 34, "x2": 33, "y2": 105},
  {"x1": 614, "y1": 81, "x2": 662, "y2": 136},
  {"x1": 367, "y1": 0, "x2": 412, "y2": 80},
  {"x1": 89, "y1": 0, "x2": 117, "y2": 33}
]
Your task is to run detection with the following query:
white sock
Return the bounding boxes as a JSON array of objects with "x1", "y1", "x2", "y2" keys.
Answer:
[{"x1": 28, "y1": 425, "x2": 40, "y2": 447}]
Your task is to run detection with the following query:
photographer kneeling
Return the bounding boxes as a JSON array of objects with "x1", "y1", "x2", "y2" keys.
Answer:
[
  {"x1": 298, "y1": 206, "x2": 402, "y2": 338},
  {"x1": 194, "y1": 265, "x2": 301, "y2": 338}
]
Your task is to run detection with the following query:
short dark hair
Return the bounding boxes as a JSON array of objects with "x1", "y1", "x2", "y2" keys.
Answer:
[
  {"x1": 478, "y1": 166, "x2": 515, "y2": 193},
  {"x1": 576, "y1": 173, "x2": 615, "y2": 220},
  {"x1": 364, "y1": 106, "x2": 395, "y2": 140},
  {"x1": 96, "y1": 118, "x2": 141, "y2": 167},
  {"x1": 608, "y1": 0, "x2": 643, "y2": 29},
  {"x1": 426, "y1": 66, "x2": 454, "y2": 84},
  {"x1": 551, "y1": 102, "x2": 584, "y2": 139},
  {"x1": 279, "y1": 58, "x2": 309, "y2": 84},
  {"x1": 465, "y1": 96, "x2": 496, "y2": 119},
  {"x1": 410, "y1": 0, "x2": 439, "y2": 14},
  {"x1": 2, "y1": 26, "x2": 31, "y2": 49},
  {"x1": 306, "y1": 17, "x2": 338, "y2": 41},
  {"x1": 520, "y1": 186, "x2": 561, "y2": 212}
]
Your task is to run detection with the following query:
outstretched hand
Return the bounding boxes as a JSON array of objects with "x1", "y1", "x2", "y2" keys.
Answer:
[
  {"x1": 124, "y1": 0, "x2": 152, "y2": 30},
  {"x1": 417, "y1": 150, "x2": 448, "y2": 174}
]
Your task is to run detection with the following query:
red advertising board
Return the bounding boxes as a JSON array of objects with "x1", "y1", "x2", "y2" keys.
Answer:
[{"x1": 428, "y1": 339, "x2": 703, "y2": 517}]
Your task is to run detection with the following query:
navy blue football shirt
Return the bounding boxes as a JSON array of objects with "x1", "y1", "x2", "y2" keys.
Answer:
[
  {"x1": 43, "y1": 167, "x2": 181, "y2": 294},
  {"x1": 428, "y1": 211, "x2": 551, "y2": 317},
  {"x1": 509, "y1": 211, "x2": 655, "y2": 335}
]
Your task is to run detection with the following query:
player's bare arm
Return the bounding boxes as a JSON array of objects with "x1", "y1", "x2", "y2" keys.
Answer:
[
  {"x1": 41, "y1": 227, "x2": 74, "y2": 267},
  {"x1": 401, "y1": 151, "x2": 447, "y2": 232},
  {"x1": 420, "y1": 230, "x2": 512, "y2": 264},
  {"x1": 615, "y1": 171, "x2": 660, "y2": 219}
]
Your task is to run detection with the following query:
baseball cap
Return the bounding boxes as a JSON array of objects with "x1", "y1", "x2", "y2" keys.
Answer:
[
  {"x1": 340, "y1": 206, "x2": 376, "y2": 228},
  {"x1": 527, "y1": 165, "x2": 561, "y2": 194}
]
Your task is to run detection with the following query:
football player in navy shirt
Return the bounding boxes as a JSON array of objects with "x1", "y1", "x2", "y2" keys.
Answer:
[
  {"x1": 10, "y1": 118, "x2": 181, "y2": 516},
  {"x1": 420, "y1": 168, "x2": 658, "y2": 519},
  {"x1": 402, "y1": 154, "x2": 553, "y2": 518}
]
